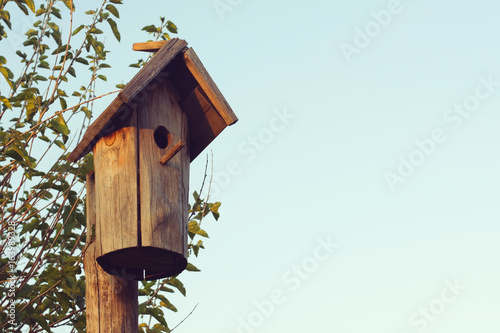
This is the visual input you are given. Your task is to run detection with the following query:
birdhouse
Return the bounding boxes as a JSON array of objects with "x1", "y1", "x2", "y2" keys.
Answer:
[{"x1": 68, "y1": 39, "x2": 237, "y2": 280}]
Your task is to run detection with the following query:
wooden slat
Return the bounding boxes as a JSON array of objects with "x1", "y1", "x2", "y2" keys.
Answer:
[
  {"x1": 138, "y1": 78, "x2": 189, "y2": 261},
  {"x1": 133, "y1": 41, "x2": 168, "y2": 52},
  {"x1": 183, "y1": 48, "x2": 238, "y2": 126},
  {"x1": 93, "y1": 121, "x2": 138, "y2": 256}
]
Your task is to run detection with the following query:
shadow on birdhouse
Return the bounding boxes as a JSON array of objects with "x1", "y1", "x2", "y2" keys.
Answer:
[{"x1": 68, "y1": 39, "x2": 237, "y2": 281}]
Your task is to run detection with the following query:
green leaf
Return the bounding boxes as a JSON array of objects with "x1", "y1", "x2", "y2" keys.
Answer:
[
  {"x1": 138, "y1": 301, "x2": 147, "y2": 314},
  {"x1": 192, "y1": 245, "x2": 199, "y2": 257},
  {"x1": 188, "y1": 220, "x2": 209, "y2": 238},
  {"x1": 168, "y1": 277, "x2": 186, "y2": 296},
  {"x1": 6, "y1": 145, "x2": 35, "y2": 168},
  {"x1": 51, "y1": 7, "x2": 62, "y2": 19},
  {"x1": 107, "y1": 18, "x2": 120, "y2": 41},
  {"x1": 0, "y1": 67, "x2": 14, "y2": 89},
  {"x1": 51, "y1": 44, "x2": 69, "y2": 55},
  {"x1": 97, "y1": 74, "x2": 107, "y2": 81},
  {"x1": 89, "y1": 27, "x2": 103, "y2": 34},
  {"x1": 116, "y1": 83, "x2": 125, "y2": 89},
  {"x1": 59, "y1": 97, "x2": 67, "y2": 110},
  {"x1": 30, "y1": 314, "x2": 52, "y2": 332},
  {"x1": 33, "y1": 75, "x2": 47, "y2": 82},
  {"x1": 62, "y1": 0, "x2": 74, "y2": 11},
  {"x1": 75, "y1": 57, "x2": 88, "y2": 65},
  {"x1": 72, "y1": 24, "x2": 84, "y2": 36},
  {"x1": 106, "y1": 4, "x2": 119, "y2": 18},
  {"x1": 166, "y1": 21, "x2": 177, "y2": 34},
  {"x1": 21, "y1": 219, "x2": 39, "y2": 235},
  {"x1": 145, "y1": 308, "x2": 169, "y2": 328},
  {"x1": 24, "y1": 0, "x2": 36, "y2": 13},
  {"x1": 26, "y1": 98, "x2": 37, "y2": 120},
  {"x1": 81, "y1": 106, "x2": 91, "y2": 119},
  {"x1": 109, "y1": 0, "x2": 123, "y2": 3},
  {"x1": 142, "y1": 25, "x2": 157, "y2": 33},
  {"x1": 211, "y1": 202, "x2": 221, "y2": 220},
  {"x1": 58, "y1": 292, "x2": 70, "y2": 313},
  {"x1": 54, "y1": 140, "x2": 66, "y2": 150},
  {"x1": 1, "y1": 96, "x2": 11, "y2": 109},
  {"x1": 48, "y1": 115, "x2": 69, "y2": 136},
  {"x1": 159, "y1": 299, "x2": 177, "y2": 312},
  {"x1": 67, "y1": 66, "x2": 76, "y2": 77},
  {"x1": 15, "y1": 1, "x2": 29, "y2": 15},
  {"x1": 185, "y1": 263, "x2": 200, "y2": 272}
]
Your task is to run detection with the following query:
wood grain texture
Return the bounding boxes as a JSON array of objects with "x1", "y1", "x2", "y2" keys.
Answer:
[
  {"x1": 68, "y1": 39, "x2": 239, "y2": 166},
  {"x1": 133, "y1": 41, "x2": 169, "y2": 52},
  {"x1": 84, "y1": 246, "x2": 138, "y2": 332},
  {"x1": 183, "y1": 48, "x2": 238, "y2": 126},
  {"x1": 93, "y1": 115, "x2": 139, "y2": 257},
  {"x1": 120, "y1": 38, "x2": 187, "y2": 104},
  {"x1": 138, "y1": 78, "x2": 189, "y2": 260},
  {"x1": 67, "y1": 38, "x2": 186, "y2": 163},
  {"x1": 160, "y1": 139, "x2": 186, "y2": 165},
  {"x1": 84, "y1": 174, "x2": 138, "y2": 333},
  {"x1": 179, "y1": 86, "x2": 227, "y2": 160}
]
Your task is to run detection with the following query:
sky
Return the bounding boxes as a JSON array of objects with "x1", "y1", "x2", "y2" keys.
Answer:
[{"x1": 6, "y1": 0, "x2": 500, "y2": 332}]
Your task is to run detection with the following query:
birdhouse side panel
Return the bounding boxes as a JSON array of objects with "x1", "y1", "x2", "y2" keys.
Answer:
[
  {"x1": 139, "y1": 80, "x2": 189, "y2": 256},
  {"x1": 93, "y1": 123, "x2": 139, "y2": 256}
]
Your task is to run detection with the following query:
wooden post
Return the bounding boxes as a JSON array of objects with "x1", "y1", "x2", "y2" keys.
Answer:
[{"x1": 84, "y1": 172, "x2": 138, "y2": 332}]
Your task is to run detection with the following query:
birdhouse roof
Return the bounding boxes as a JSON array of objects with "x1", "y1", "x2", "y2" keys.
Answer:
[{"x1": 67, "y1": 38, "x2": 237, "y2": 163}]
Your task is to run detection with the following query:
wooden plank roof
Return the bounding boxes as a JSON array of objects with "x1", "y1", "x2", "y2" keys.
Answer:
[{"x1": 67, "y1": 38, "x2": 237, "y2": 163}]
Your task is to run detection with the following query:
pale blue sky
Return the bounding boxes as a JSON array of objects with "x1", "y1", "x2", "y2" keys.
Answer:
[{"x1": 7, "y1": 0, "x2": 500, "y2": 332}]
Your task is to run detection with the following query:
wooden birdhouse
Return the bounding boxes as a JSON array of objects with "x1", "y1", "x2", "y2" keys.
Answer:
[{"x1": 68, "y1": 39, "x2": 237, "y2": 281}]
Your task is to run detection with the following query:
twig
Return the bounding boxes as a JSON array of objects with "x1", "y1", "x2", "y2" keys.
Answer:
[{"x1": 170, "y1": 303, "x2": 199, "y2": 332}]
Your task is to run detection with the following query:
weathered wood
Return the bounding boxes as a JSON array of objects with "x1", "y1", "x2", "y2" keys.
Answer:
[
  {"x1": 183, "y1": 48, "x2": 238, "y2": 126},
  {"x1": 93, "y1": 113, "x2": 138, "y2": 261},
  {"x1": 160, "y1": 139, "x2": 186, "y2": 165},
  {"x1": 68, "y1": 39, "x2": 237, "y2": 165},
  {"x1": 84, "y1": 244, "x2": 139, "y2": 332},
  {"x1": 67, "y1": 38, "x2": 186, "y2": 163},
  {"x1": 84, "y1": 173, "x2": 138, "y2": 333},
  {"x1": 133, "y1": 41, "x2": 169, "y2": 52},
  {"x1": 85, "y1": 173, "x2": 98, "y2": 333},
  {"x1": 179, "y1": 86, "x2": 227, "y2": 159},
  {"x1": 120, "y1": 38, "x2": 187, "y2": 104},
  {"x1": 68, "y1": 38, "x2": 238, "y2": 280},
  {"x1": 138, "y1": 78, "x2": 189, "y2": 278}
]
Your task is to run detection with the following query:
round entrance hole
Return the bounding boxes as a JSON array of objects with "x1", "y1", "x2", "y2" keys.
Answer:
[{"x1": 154, "y1": 126, "x2": 170, "y2": 149}]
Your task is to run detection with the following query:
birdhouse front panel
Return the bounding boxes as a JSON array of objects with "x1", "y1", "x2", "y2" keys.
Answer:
[
  {"x1": 92, "y1": 77, "x2": 189, "y2": 281},
  {"x1": 138, "y1": 78, "x2": 189, "y2": 275}
]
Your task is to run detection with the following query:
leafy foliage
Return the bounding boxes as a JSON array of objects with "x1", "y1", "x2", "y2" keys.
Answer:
[{"x1": 0, "y1": 1, "x2": 219, "y2": 332}]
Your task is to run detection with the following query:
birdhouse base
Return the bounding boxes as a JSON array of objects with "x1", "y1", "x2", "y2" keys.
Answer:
[{"x1": 96, "y1": 247, "x2": 187, "y2": 281}]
